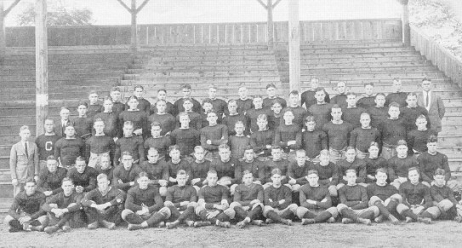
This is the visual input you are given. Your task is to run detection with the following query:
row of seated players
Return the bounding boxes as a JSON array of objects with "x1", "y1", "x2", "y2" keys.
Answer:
[{"x1": 5, "y1": 161, "x2": 461, "y2": 234}]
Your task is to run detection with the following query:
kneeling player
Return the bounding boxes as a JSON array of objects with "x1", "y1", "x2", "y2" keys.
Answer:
[
  {"x1": 42, "y1": 177, "x2": 83, "y2": 234},
  {"x1": 194, "y1": 170, "x2": 231, "y2": 228},
  {"x1": 121, "y1": 172, "x2": 165, "y2": 230},
  {"x1": 396, "y1": 167, "x2": 433, "y2": 223},
  {"x1": 419, "y1": 169, "x2": 462, "y2": 222},
  {"x1": 366, "y1": 168, "x2": 401, "y2": 224},
  {"x1": 263, "y1": 169, "x2": 297, "y2": 225},
  {"x1": 4, "y1": 179, "x2": 47, "y2": 232},
  {"x1": 337, "y1": 169, "x2": 378, "y2": 225},
  {"x1": 82, "y1": 174, "x2": 125, "y2": 230},
  {"x1": 296, "y1": 170, "x2": 338, "y2": 225},
  {"x1": 225, "y1": 170, "x2": 265, "y2": 228}
]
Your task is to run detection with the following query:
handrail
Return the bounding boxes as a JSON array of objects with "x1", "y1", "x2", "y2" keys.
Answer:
[{"x1": 410, "y1": 26, "x2": 462, "y2": 87}]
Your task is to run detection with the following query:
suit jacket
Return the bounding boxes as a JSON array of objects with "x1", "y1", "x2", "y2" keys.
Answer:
[
  {"x1": 417, "y1": 91, "x2": 445, "y2": 132},
  {"x1": 54, "y1": 119, "x2": 71, "y2": 137},
  {"x1": 10, "y1": 141, "x2": 39, "y2": 182}
]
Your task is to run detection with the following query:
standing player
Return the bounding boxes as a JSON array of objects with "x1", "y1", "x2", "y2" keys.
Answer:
[
  {"x1": 127, "y1": 85, "x2": 151, "y2": 114},
  {"x1": 366, "y1": 168, "x2": 401, "y2": 224},
  {"x1": 296, "y1": 170, "x2": 339, "y2": 224},
  {"x1": 342, "y1": 92, "x2": 366, "y2": 128},
  {"x1": 37, "y1": 156, "x2": 68, "y2": 197},
  {"x1": 200, "y1": 111, "x2": 228, "y2": 157},
  {"x1": 94, "y1": 97, "x2": 120, "y2": 139},
  {"x1": 10, "y1": 125, "x2": 39, "y2": 196},
  {"x1": 378, "y1": 102, "x2": 406, "y2": 159},
  {"x1": 35, "y1": 118, "x2": 60, "y2": 171},
  {"x1": 388, "y1": 140, "x2": 420, "y2": 189},
  {"x1": 148, "y1": 100, "x2": 176, "y2": 136},
  {"x1": 322, "y1": 105, "x2": 354, "y2": 163},
  {"x1": 417, "y1": 78, "x2": 445, "y2": 133},
  {"x1": 119, "y1": 96, "x2": 149, "y2": 138},
  {"x1": 152, "y1": 89, "x2": 175, "y2": 116},
  {"x1": 400, "y1": 93, "x2": 429, "y2": 132},
  {"x1": 349, "y1": 112, "x2": 381, "y2": 159},
  {"x1": 173, "y1": 84, "x2": 202, "y2": 116},
  {"x1": 385, "y1": 78, "x2": 407, "y2": 107},
  {"x1": 263, "y1": 83, "x2": 287, "y2": 110},
  {"x1": 86, "y1": 118, "x2": 116, "y2": 168},
  {"x1": 228, "y1": 121, "x2": 250, "y2": 160},
  {"x1": 301, "y1": 116, "x2": 327, "y2": 162},
  {"x1": 330, "y1": 81, "x2": 348, "y2": 109},
  {"x1": 110, "y1": 86, "x2": 125, "y2": 116},
  {"x1": 72, "y1": 102, "x2": 93, "y2": 142},
  {"x1": 54, "y1": 125, "x2": 85, "y2": 169},
  {"x1": 82, "y1": 173, "x2": 125, "y2": 230},
  {"x1": 114, "y1": 121, "x2": 145, "y2": 166},
  {"x1": 281, "y1": 90, "x2": 307, "y2": 129},
  {"x1": 307, "y1": 87, "x2": 333, "y2": 131},
  {"x1": 301, "y1": 78, "x2": 330, "y2": 110},
  {"x1": 268, "y1": 101, "x2": 283, "y2": 131},
  {"x1": 246, "y1": 96, "x2": 270, "y2": 133},
  {"x1": 263, "y1": 168, "x2": 297, "y2": 225},
  {"x1": 356, "y1": 83, "x2": 377, "y2": 110},
  {"x1": 87, "y1": 91, "x2": 103, "y2": 119},
  {"x1": 250, "y1": 114, "x2": 274, "y2": 157},
  {"x1": 367, "y1": 93, "x2": 388, "y2": 128},
  {"x1": 177, "y1": 99, "x2": 202, "y2": 130},
  {"x1": 223, "y1": 99, "x2": 248, "y2": 136},
  {"x1": 67, "y1": 157, "x2": 98, "y2": 194},
  {"x1": 407, "y1": 115, "x2": 437, "y2": 156},
  {"x1": 204, "y1": 85, "x2": 227, "y2": 123},
  {"x1": 144, "y1": 122, "x2": 171, "y2": 160},
  {"x1": 170, "y1": 112, "x2": 201, "y2": 158},
  {"x1": 236, "y1": 85, "x2": 253, "y2": 115}
]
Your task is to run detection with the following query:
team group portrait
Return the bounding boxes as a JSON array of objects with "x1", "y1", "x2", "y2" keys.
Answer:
[{"x1": 1, "y1": 0, "x2": 462, "y2": 247}]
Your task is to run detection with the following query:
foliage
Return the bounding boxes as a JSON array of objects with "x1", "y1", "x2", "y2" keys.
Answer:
[{"x1": 16, "y1": 4, "x2": 93, "y2": 26}]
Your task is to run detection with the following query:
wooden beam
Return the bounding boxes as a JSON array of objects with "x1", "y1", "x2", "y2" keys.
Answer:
[
  {"x1": 0, "y1": 2, "x2": 5, "y2": 64},
  {"x1": 136, "y1": 0, "x2": 151, "y2": 14},
  {"x1": 401, "y1": 2, "x2": 410, "y2": 45},
  {"x1": 35, "y1": 0, "x2": 49, "y2": 136},
  {"x1": 256, "y1": 0, "x2": 267, "y2": 9},
  {"x1": 130, "y1": 0, "x2": 138, "y2": 53},
  {"x1": 116, "y1": 0, "x2": 132, "y2": 13},
  {"x1": 288, "y1": 0, "x2": 300, "y2": 92},
  {"x1": 272, "y1": 0, "x2": 283, "y2": 8},
  {"x1": 4, "y1": 0, "x2": 22, "y2": 16},
  {"x1": 267, "y1": 0, "x2": 274, "y2": 49}
]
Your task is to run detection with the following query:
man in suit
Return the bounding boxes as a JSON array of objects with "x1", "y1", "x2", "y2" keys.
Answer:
[
  {"x1": 55, "y1": 107, "x2": 72, "y2": 137},
  {"x1": 417, "y1": 78, "x2": 445, "y2": 133},
  {"x1": 10, "y1": 126, "x2": 39, "y2": 196}
]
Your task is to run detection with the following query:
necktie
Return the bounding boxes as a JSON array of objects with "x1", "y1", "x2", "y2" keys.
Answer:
[
  {"x1": 426, "y1": 91, "x2": 430, "y2": 108},
  {"x1": 24, "y1": 142, "x2": 28, "y2": 156}
]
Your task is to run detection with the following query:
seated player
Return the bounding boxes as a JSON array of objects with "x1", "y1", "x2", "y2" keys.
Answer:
[
  {"x1": 330, "y1": 81, "x2": 348, "y2": 109},
  {"x1": 400, "y1": 92, "x2": 429, "y2": 132},
  {"x1": 148, "y1": 99, "x2": 175, "y2": 136},
  {"x1": 250, "y1": 114, "x2": 274, "y2": 157},
  {"x1": 82, "y1": 173, "x2": 125, "y2": 230},
  {"x1": 96, "y1": 154, "x2": 114, "y2": 182},
  {"x1": 166, "y1": 145, "x2": 190, "y2": 186},
  {"x1": 349, "y1": 112, "x2": 381, "y2": 159},
  {"x1": 236, "y1": 147, "x2": 265, "y2": 185},
  {"x1": 246, "y1": 95, "x2": 270, "y2": 133},
  {"x1": 281, "y1": 90, "x2": 307, "y2": 129},
  {"x1": 229, "y1": 121, "x2": 250, "y2": 160},
  {"x1": 115, "y1": 121, "x2": 145, "y2": 166},
  {"x1": 287, "y1": 150, "x2": 311, "y2": 191},
  {"x1": 194, "y1": 170, "x2": 231, "y2": 228},
  {"x1": 337, "y1": 169, "x2": 378, "y2": 225},
  {"x1": 223, "y1": 99, "x2": 248, "y2": 136},
  {"x1": 342, "y1": 92, "x2": 366, "y2": 128},
  {"x1": 42, "y1": 177, "x2": 83, "y2": 234},
  {"x1": 296, "y1": 170, "x2": 339, "y2": 224},
  {"x1": 4, "y1": 179, "x2": 47, "y2": 232},
  {"x1": 35, "y1": 118, "x2": 60, "y2": 172},
  {"x1": 119, "y1": 96, "x2": 148, "y2": 138},
  {"x1": 323, "y1": 105, "x2": 354, "y2": 163},
  {"x1": 176, "y1": 99, "x2": 202, "y2": 130},
  {"x1": 301, "y1": 77, "x2": 330, "y2": 110},
  {"x1": 301, "y1": 116, "x2": 327, "y2": 162},
  {"x1": 67, "y1": 157, "x2": 98, "y2": 194},
  {"x1": 121, "y1": 172, "x2": 165, "y2": 230},
  {"x1": 263, "y1": 83, "x2": 287, "y2": 110},
  {"x1": 138, "y1": 148, "x2": 169, "y2": 195},
  {"x1": 357, "y1": 82, "x2": 377, "y2": 110},
  {"x1": 236, "y1": 85, "x2": 253, "y2": 115},
  {"x1": 109, "y1": 86, "x2": 125, "y2": 116},
  {"x1": 128, "y1": 85, "x2": 151, "y2": 114},
  {"x1": 87, "y1": 90, "x2": 103, "y2": 119},
  {"x1": 418, "y1": 135, "x2": 452, "y2": 188},
  {"x1": 367, "y1": 93, "x2": 388, "y2": 128},
  {"x1": 263, "y1": 146, "x2": 289, "y2": 189},
  {"x1": 274, "y1": 110, "x2": 302, "y2": 154},
  {"x1": 396, "y1": 167, "x2": 433, "y2": 223},
  {"x1": 311, "y1": 150, "x2": 338, "y2": 197},
  {"x1": 189, "y1": 146, "x2": 210, "y2": 192},
  {"x1": 205, "y1": 84, "x2": 227, "y2": 123},
  {"x1": 113, "y1": 151, "x2": 142, "y2": 192},
  {"x1": 73, "y1": 101, "x2": 93, "y2": 142},
  {"x1": 37, "y1": 156, "x2": 68, "y2": 197},
  {"x1": 419, "y1": 169, "x2": 462, "y2": 223},
  {"x1": 225, "y1": 170, "x2": 265, "y2": 228},
  {"x1": 268, "y1": 101, "x2": 283, "y2": 131},
  {"x1": 336, "y1": 147, "x2": 367, "y2": 189},
  {"x1": 94, "y1": 97, "x2": 120, "y2": 139},
  {"x1": 55, "y1": 125, "x2": 85, "y2": 169},
  {"x1": 144, "y1": 122, "x2": 171, "y2": 160},
  {"x1": 388, "y1": 140, "x2": 420, "y2": 189},
  {"x1": 378, "y1": 102, "x2": 406, "y2": 159},
  {"x1": 163, "y1": 170, "x2": 198, "y2": 228},
  {"x1": 86, "y1": 118, "x2": 116, "y2": 168},
  {"x1": 170, "y1": 112, "x2": 200, "y2": 158},
  {"x1": 363, "y1": 142, "x2": 388, "y2": 184},
  {"x1": 385, "y1": 78, "x2": 407, "y2": 107},
  {"x1": 263, "y1": 168, "x2": 297, "y2": 225},
  {"x1": 407, "y1": 115, "x2": 436, "y2": 157},
  {"x1": 366, "y1": 168, "x2": 401, "y2": 224},
  {"x1": 200, "y1": 111, "x2": 228, "y2": 158},
  {"x1": 308, "y1": 87, "x2": 333, "y2": 131},
  {"x1": 210, "y1": 144, "x2": 239, "y2": 193}
]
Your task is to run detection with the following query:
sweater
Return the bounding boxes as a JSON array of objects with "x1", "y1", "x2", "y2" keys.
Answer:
[
  {"x1": 72, "y1": 116, "x2": 93, "y2": 139},
  {"x1": 301, "y1": 90, "x2": 330, "y2": 110},
  {"x1": 93, "y1": 112, "x2": 120, "y2": 138},
  {"x1": 9, "y1": 191, "x2": 46, "y2": 219},
  {"x1": 366, "y1": 183, "x2": 398, "y2": 201},
  {"x1": 349, "y1": 127, "x2": 381, "y2": 153},
  {"x1": 250, "y1": 129, "x2": 274, "y2": 156},
  {"x1": 81, "y1": 187, "x2": 125, "y2": 207},
  {"x1": 322, "y1": 121, "x2": 354, "y2": 150},
  {"x1": 388, "y1": 156, "x2": 419, "y2": 181},
  {"x1": 407, "y1": 129, "x2": 437, "y2": 154},
  {"x1": 385, "y1": 92, "x2": 407, "y2": 107},
  {"x1": 311, "y1": 162, "x2": 339, "y2": 186},
  {"x1": 198, "y1": 184, "x2": 229, "y2": 208},
  {"x1": 418, "y1": 152, "x2": 451, "y2": 183},
  {"x1": 263, "y1": 185, "x2": 292, "y2": 210},
  {"x1": 330, "y1": 94, "x2": 347, "y2": 109},
  {"x1": 144, "y1": 136, "x2": 171, "y2": 159},
  {"x1": 166, "y1": 185, "x2": 197, "y2": 209},
  {"x1": 245, "y1": 108, "x2": 271, "y2": 133},
  {"x1": 148, "y1": 113, "x2": 176, "y2": 135},
  {"x1": 301, "y1": 130, "x2": 328, "y2": 159},
  {"x1": 114, "y1": 135, "x2": 145, "y2": 165},
  {"x1": 35, "y1": 134, "x2": 61, "y2": 161},
  {"x1": 189, "y1": 160, "x2": 211, "y2": 187},
  {"x1": 138, "y1": 160, "x2": 169, "y2": 184},
  {"x1": 367, "y1": 106, "x2": 388, "y2": 128},
  {"x1": 299, "y1": 184, "x2": 332, "y2": 209},
  {"x1": 378, "y1": 118, "x2": 407, "y2": 146},
  {"x1": 236, "y1": 160, "x2": 265, "y2": 183},
  {"x1": 339, "y1": 184, "x2": 368, "y2": 210},
  {"x1": 85, "y1": 135, "x2": 116, "y2": 162},
  {"x1": 118, "y1": 110, "x2": 148, "y2": 137},
  {"x1": 229, "y1": 135, "x2": 250, "y2": 160},
  {"x1": 125, "y1": 185, "x2": 163, "y2": 213},
  {"x1": 236, "y1": 98, "x2": 254, "y2": 115},
  {"x1": 274, "y1": 124, "x2": 302, "y2": 152},
  {"x1": 38, "y1": 167, "x2": 68, "y2": 194},
  {"x1": 200, "y1": 124, "x2": 228, "y2": 152},
  {"x1": 210, "y1": 158, "x2": 239, "y2": 184},
  {"x1": 67, "y1": 166, "x2": 98, "y2": 192},
  {"x1": 222, "y1": 114, "x2": 249, "y2": 136},
  {"x1": 113, "y1": 165, "x2": 142, "y2": 192},
  {"x1": 342, "y1": 106, "x2": 367, "y2": 128},
  {"x1": 399, "y1": 181, "x2": 432, "y2": 208},
  {"x1": 308, "y1": 103, "x2": 333, "y2": 131},
  {"x1": 263, "y1": 97, "x2": 287, "y2": 110},
  {"x1": 170, "y1": 128, "x2": 200, "y2": 156},
  {"x1": 400, "y1": 106, "x2": 430, "y2": 131},
  {"x1": 234, "y1": 183, "x2": 264, "y2": 206},
  {"x1": 281, "y1": 106, "x2": 307, "y2": 128},
  {"x1": 54, "y1": 138, "x2": 85, "y2": 167},
  {"x1": 287, "y1": 161, "x2": 311, "y2": 185},
  {"x1": 337, "y1": 158, "x2": 367, "y2": 184}
]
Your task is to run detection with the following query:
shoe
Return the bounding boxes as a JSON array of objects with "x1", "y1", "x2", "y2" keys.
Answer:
[
  {"x1": 388, "y1": 214, "x2": 400, "y2": 225},
  {"x1": 61, "y1": 225, "x2": 71, "y2": 232},
  {"x1": 327, "y1": 217, "x2": 336, "y2": 223},
  {"x1": 185, "y1": 220, "x2": 195, "y2": 227},
  {"x1": 156, "y1": 222, "x2": 165, "y2": 228},
  {"x1": 216, "y1": 220, "x2": 231, "y2": 228},
  {"x1": 251, "y1": 220, "x2": 265, "y2": 226},
  {"x1": 405, "y1": 217, "x2": 414, "y2": 223},
  {"x1": 454, "y1": 216, "x2": 462, "y2": 223},
  {"x1": 87, "y1": 222, "x2": 98, "y2": 230},
  {"x1": 417, "y1": 217, "x2": 432, "y2": 224},
  {"x1": 236, "y1": 220, "x2": 247, "y2": 228},
  {"x1": 44, "y1": 225, "x2": 60, "y2": 234},
  {"x1": 127, "y1": 224, "x2": 145, "y2": 231},
  {"x1": 166, "y1": 221, "x2": 180, "y2": 229},
  {"x1": 22, "y1": 223, "x2": 32, "y2": 232},
  {"x1": 357, "y1": 218, "x2": 372, "y2": 225},
  {"x1": 30, "y1": 225, "x2": 44, "y2": 232},
  {"x1": 301, "y1": 219, "x2": 315, "y2": 225},
  {"x1": 8, "y1": 227, "x2": 22, "y2": 233},
  {"x1": 265, "y1": 218, "x2": 274, "y2": 224},
  {"x1": 101, "y1": 220, "x2": 116, "y2": 230},
  {"x1": 281, "y1": 219, "x2": 292, "y2": 226},
  {"x1": 342, "y1": 218, "x2": 354, "y2": 224},
  {"x1": 374, "y1": 215, "x2": 384, "y2": 223},
  {"x1": 193, "y1": 221, "x2": 211, "y2": 228}
]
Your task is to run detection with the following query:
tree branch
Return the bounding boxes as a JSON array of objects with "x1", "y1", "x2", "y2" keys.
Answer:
[
  {"x1": 4, "y1": 0, "x2": 22, "y2": 16},
  {"x1": 273, "y1": 0, "x2": 283, "y2": 9},
  {"x1": 136, "y1": 0, "x2": 151, "y2": 14},
  {"x1": 116, "y1": 0, "x2": 132, "y2": 13},
  {"x1": 256, "y1": 0, "x2": 267, "y2": 9}
]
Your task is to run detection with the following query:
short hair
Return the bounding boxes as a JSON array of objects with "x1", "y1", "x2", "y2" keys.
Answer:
[
  {"x1": 296, "y1": 150, "x2": 306, "y2": 156},
  {"x1": 257, "y1": 114, "x2": 268, "y2": 121},
  {"x1": 202, "y1": 98, "x2": 213, "y2": 105},
  {"x1": 207, "y1": 170, "x2": 218, "y2": 177},
  {"x1": 46, "y1": 155, "x2": 57, "y2": 162},
  {"x1": 271, "y1": 168, "x2": 282, "y2": 176},
  {"x1": 181, "y1": 84, "x2": 192, "y2": 90},
  {"x1": 416, "y1": 114, "x2": 427, "y2": 121},
  {"x1": 178, "y1": 112, "x2": 190, "y2": 119},
  {"x1": 121, "y1": 151, "x2": 133, "y2": 158},
  {"x1": 158, "y1": 89, "x2": 167, "y2": 93},
  {"x1": 272, "y1": 100, "x2": 282, "y2": 107},
  {"x1": 375, "y1": 168, "x2": 388, "y2": 175},
  {"x1": 234, "y1": 121, "x2": 245, "y2": 127},
  {"x1": 77, "y1": 101, "x2": 88, "y2": 108},
  {"x1": 169, "y1": 145, "x2": 180, "y2": 154},
  {"x1": 148, "y1": 147, "x2": 159, "y2": 154},
  {"x1": 369, "y1": 142, "x2": 379, "y2": 148},
  {"x1": 97, "y1": 173, "x2": 108, "y2": 182},
  {"x1": 228, "y1": 99, "x2": 237, "y2": 105},
  {"x1": 434, "y1": 168, "x2": 445, "y2": 176},
  {"x1": 346, "y1": 92, "x2": 356, "y2": 97},
  {"x1": 60, "y1": 106, "x2": 70, "y2": 112},
  {"x1": 127, "y1": 95, "x2": 138, "y2": 102},
  {"x1": 156, "y1": 99, "x2": 166, "y2": 105},
  {"x1": 123, "y1": 121, "x2": 134, "y2": 128},
  {"x1": 242, "y1": 170, "x2": 253, "y2": 178},
  {"x1": 364, "y1": 82, "x2": 374, "y2": 87},
  {"x1": 25, "y1": 178, "x2": 36, "y2": 185},
  {"x1": 271, "y1": 145, "x2": 282, "y2": 150},
  {"x1": 393, "y1": 78, "x2": 401, "y2": 82},
  {"x1": 194, "y1": 146, "x2": 205, "y2": 153},
  {"x1": 253, "y1": 95, "x2": 263, "y2": 100},
  {"x1": 89, "y1": 90, "x2": 98, "y2": 96},
  {"x1": 407, "y1": 92, "x2": 418, "y2": 99},
  {"x1": 422, "y1": 78, "x2": 431, "y2": 83},
  {"x1": 266, "y1": 83, "x2": 276, "y2": 89},
  {"x1": 304, "y1": 116, "x2": 316, "y2": 123},
  {"x1": 397, "y1": 139, "x2": 408, "y2": 147},
  {"x1": 238, "y1": 85, "x2": 247, "y2": 90},
  {"x1": 182, "y1": 98, "x2": 192, "y2": 104},
  {"x1": 314, "y1": 87, "x2": 325, "y2": 93},
  {"x1": 289, "y1": 90, "x2": 299, "y2": 96},
  {"x1": 177, "y1": 169, "x2": 188, "y2": 177},
  {"x1": 360, "y1": 112, "x2": 370, "y2": 119},
  {"x1": 345, "y1": 169, "x2": 357, "y2": 176},
  {"x1": 62, "y1": 177, "x2": 73, "y2": 185},
  {"x1": 103, "y1": 96, "x2": 113, "y2": 103},
  {"x1": 427, "y1": 135, "x2": 438, "y2": 144},
  {"x1": 375, "y1": 93, "x2": 386, "y2": 98},
  {"x1": 206, "y1": 111, "x2": 218, "y2": 117},
  {"x1": 283, "y1": 109, "x2": 294, "y2": 116},
  {"x1": 208, "y1": 84, "x2": 217, "y2": 90},
  {"x1": 346, "y1": 146, "x2": 356, "y2": 152},
  {"x1": 331, "y1": 104, "x2": 341, "y2": 110},
  {"x1": 134, "y1": 85, "x2": 144, "y2": 91},
  {"x1": 75, "y1": 156, "x2": 86, "y2": 163},
  {"x1": 307, "y1": 170, "x2": 318, "y2": 176},
  {"x1": 138, "y1": 171, "x2": 149, "y2": 179},
  {"x1": 218, "y1": 144, "x2": 230, "y2": 151},
  {"x1": 100, "y1": 153, "x2": 110, "y2": 160},
  {"x1": 93, "y1": 118, "x2": 104, "y2": 125},
  {"x1": 111, "y1": 86, "x2": 121, "y2": 92},
  {"x1": 319, "y1": 149, "x2": 329, "y2": 157},
  {"x1": 408, "y1": 167, "x2": 419, "y2": 174},
  {"x1": 150, "y1": 121, "x2": 161, "y2": 128},
  {"x1": 19, "y1": 125, "x2": 29, "y2": 132},
  {"x1": 389, "y1": 102, "x2": 400, "y2": 108},
  {"x1": 244, "y1": 146, "x2": 254, "y2": 152},
  {"x1": 44, "y1": 118, "x2": 54, "y2": 124}
]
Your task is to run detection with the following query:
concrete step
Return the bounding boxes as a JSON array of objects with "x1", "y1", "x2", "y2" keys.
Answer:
[{"x1": 0, "y1": 197, "x2": 13, "y2": 211}]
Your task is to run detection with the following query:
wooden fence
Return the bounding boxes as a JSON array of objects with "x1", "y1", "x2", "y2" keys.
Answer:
[
  {"x1": 5, "y1": 19, "x2": 401, "y2": 47},
  {"x1": 411, "y1": 26, "x2": 462, "y2": 87}
]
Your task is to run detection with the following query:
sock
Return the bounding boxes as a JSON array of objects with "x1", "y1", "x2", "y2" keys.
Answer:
[
  {"x1": 359, "y1": 209, "x2": 375, "y2": 220},
  {"x1": 125, "y1": 213, "x2": 144, "y2": 224},
  {"x1": 280, "y1": 209, "x2": 294, "y2": 220},
  {"x1": 217, "y1": 213, "x2": 230, "y2": 222},
  {"x1": 302, "y1": 211, "x2": 317, "y2": 219},
  {"x1": 340, "y1": 208, "x2": 359, "y2": 222},
  {"x1": 402, "y1": 209, "x2": 418, "y2": 220},
  {"x1": 177, "y1": 206, "x2": 194, "y2": 223},
  {"x1": 248, "y1": 206, "x2": 262, "y2": 220},
  {"x1": 267, "y1": 211, "x2": 284, "y2": 223},
  {"x1": 234, "y1": 206, "x2": 248, "y2": 220},
  {"x1": 375, "y1": 202, "x2": 391, "y2": 218},
  {"x1": 198, "y1": 210, "x2": 207, "y2": 221},
  {"x1": 168, "y1": 206, "x2": 181, "y2": 220},
  {"x1": 420, "y1": 211, "x2": 434, "y2": 220},
  {"x1": 314, "y1": 211, "x2": 332, "y2": 223},
  {"x1": 146, "y1": 212, "x2": 167, "y2": 227},
  {"x1": 386, "y1": 200, "x2": 399, "y2": 215}
]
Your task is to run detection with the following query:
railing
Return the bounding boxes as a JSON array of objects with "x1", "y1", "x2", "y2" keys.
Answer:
[
  {"x1": 411, "y1": 26, "x2": 462, "y2": 87},
  {"x1": 5, "y1": 19, "x2": 401, "y2": 47}
]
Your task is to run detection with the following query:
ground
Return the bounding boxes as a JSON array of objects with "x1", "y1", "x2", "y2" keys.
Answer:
[{"x1": 1, "y1": 213, "x2": 462, "y2": 248}]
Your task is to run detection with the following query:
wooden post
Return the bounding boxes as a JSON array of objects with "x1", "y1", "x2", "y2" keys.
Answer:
[
  {"x1": 0, "y1": 2, "x2": 5, "y2": 64},
  {"x1": 36, "y1": 0, "x2": 48, "y2": 135},
  {"x1": 267, "y1": 0, "x2": 274, "y2": 49},
  {"x1": 131, "y1": 0, "x2": 137, "y2": 53},
  {"x1": 401, "y1": 0, "x2": 410, "y2": 46},
  {"x1": 288, "y1": 0, "x2": 300, "y2": 92}
]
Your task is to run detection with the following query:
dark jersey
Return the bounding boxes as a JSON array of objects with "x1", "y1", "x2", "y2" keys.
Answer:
[{"x1": 35, "y1": 134, "x2": 61, "y2": 161}]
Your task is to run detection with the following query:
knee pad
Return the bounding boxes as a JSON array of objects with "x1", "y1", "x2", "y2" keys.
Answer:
[
  {"x1": 437, "y1": 199, "x2": 454, "y2": 212},
  {"x1": 121, "y1": 209, "x2": 134, "y2": 220},
  {"x1": 328, "y1": 185, "x2": 338, "y2": 197},
  {"x1": 223, "y1": 208, "x2": 236, "y2": 219},
  {"x1": 296, "y1": 207, "x2": 309, "y2": 219},
  {"x1": 327, "y1": 207, "x2": 339, "y2": 218},
  {"x1": 390, "y1": 194, "x2": 403, "y2": 203},
  {"x1": 288, "y1": 204, "x2": 298, "y2": 213},
  {"x1": 426, "y1": 206, "x2": 441, "y2": 219},
  {"x1": 230, "y1": 184, "x2": 238, "y2": 195},
  {"x1": 370, "y1": 206, "x2": 380, "y2": 217},
  {"x1": 159, "y1": 207, "x2": 171, "y2": 218},
  {"x1": 337, "y1": 203, "x2": 348, "y2": 212},
  {"x1": 229, "y1": 202, "x2": 242, "y2": 209},
  {"x1": 396, "y1": 203, "x2": 409, "y2": 214},
  {"x1": 369, "y1": 196, "x2": 383, "y2": 207},
  {"x1": 263, "y1": 206, "x2": 273, "y2": 217},
  {"x1": 159, "y1": 187, "x2": 168, "y2": 197}
]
